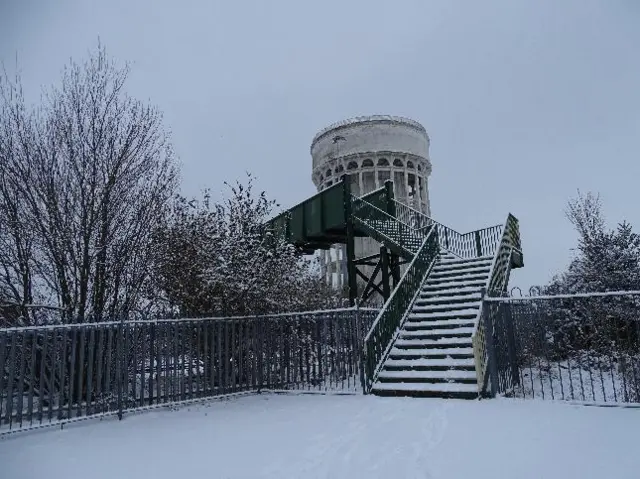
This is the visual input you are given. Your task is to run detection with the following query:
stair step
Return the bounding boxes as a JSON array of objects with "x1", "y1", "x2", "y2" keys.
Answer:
[
  {"x1": 435, "y1": 257, "x2": 492, "y2": 266},
  {"x1": 409, "y1": 309, "x2": 479, "y2": 321},
  {"x1": 430, "y1": 265, "x2": 491, "y2": 278},
  {"x1": 421, "y1": 285, "x2": 484, "y2": 295},
  {"x1": 389, "y1": 347, "x2": 474, "y2": 359},
  {"x1": 377, "y1": 369, "x2": 477, "y2": 383},
  {"x1": 438, "y1": 255, "x2": 493, "y2": 266},
  {"x1": 371, "y1": 381, "x2": 478, "y2": 399},
  {"x1": 422, "y1": 280, "x2": 487, "y2": 292},
  {"x1": 411, "y1": 302, "x2": 480, "y2": 314},
  {"x1": 394, "y1": 337, "x2": 472, "y2": 349},
  {"x1": 415, "y1": 292, "x2": 483, "y2": 305},
  {"x1": 400, "y1": 327, "x2": 474, "y2": 339},
  {"x1": 425, "y1": 274, "x2": 489, "y2": 286},
  {"x1": 432, "y1": 260, "x2": 492, "y2": 272},
  {"x1": 404, "y1": 318, "x2": 475, "y2": 330},
  {"x1": 384, "y1": 358, "x2": 476, "y2": 370}
]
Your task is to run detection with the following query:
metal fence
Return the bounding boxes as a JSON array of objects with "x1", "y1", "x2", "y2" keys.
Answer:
[
  {"x1": 0, "y1": 307, "x2": 378, "y2": 434},
  {"x1": 482, "y1": 291, "x2": 640, "y2": 405}
]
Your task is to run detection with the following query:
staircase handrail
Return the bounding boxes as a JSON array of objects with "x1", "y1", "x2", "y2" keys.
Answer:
[
  {"x1": 351, "y1": 196, "x2": 426, "y2": 258},
  {"x1": 471, "y1": 213, "x2": 522, "y2": 396},
  {"x1": 361, "y1": 225, "x2": 440, "y2": 393},
  {"x1": 359, "y1": 185, "x2": 387, "y2": 208},
  {"x1": 392, "y1": 199, "x2": 504, "y2": 259}
]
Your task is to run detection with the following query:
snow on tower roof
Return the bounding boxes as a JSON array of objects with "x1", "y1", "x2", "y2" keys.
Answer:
[{"x1": 311, "y1": 115, "x2": 428, "y2": 146}]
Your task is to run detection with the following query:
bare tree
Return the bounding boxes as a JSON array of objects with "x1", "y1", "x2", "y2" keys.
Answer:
[{"x1": 0, "y1": 43, "x2": 179, "y2": 325}]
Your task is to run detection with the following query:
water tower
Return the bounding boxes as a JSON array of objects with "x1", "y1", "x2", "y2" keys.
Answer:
[{"x1": 310, "y1": 115, "x2": 432, "y2": 289}]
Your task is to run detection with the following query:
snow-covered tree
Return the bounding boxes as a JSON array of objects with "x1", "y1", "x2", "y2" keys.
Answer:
[
  {"x1": 546, "y1": 191, "x2": 640, "y2": 293},
  {"x1": 0, "y1": 43, "x2": 178, "y2": 325},
  {"x1": 152, "y1": 173, "x2": 346, "y2": 317},
  {"x1": 535, "y1": 192, "x2": 640, "y2": 397}
]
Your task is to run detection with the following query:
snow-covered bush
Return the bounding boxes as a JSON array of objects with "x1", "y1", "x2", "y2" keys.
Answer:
[{"x1": 152, "y1": 173, "x2": 346, "y2": 317}]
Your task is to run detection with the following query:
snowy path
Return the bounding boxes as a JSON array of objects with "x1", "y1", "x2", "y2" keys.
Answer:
[{"x1": 1, "y1": 394, "x2": 638, "y2": 479}]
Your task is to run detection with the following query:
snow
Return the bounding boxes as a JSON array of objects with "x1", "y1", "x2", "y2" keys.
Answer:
[
  {"x1": 419, "y1": 286, "x2": 483, "y2": 297},
  {"x1": 430, "y1": 265, "x2": 491, "y2": 276},
  {"x1": 405, "y1": 319, "x2": 475, "y2": 328},
  {"x1": 401, "y1": 327, "x2": 475, "y2": 337},
  {"x1": 414, "y1": 295, "x2": 481, "y2": 305},
  {"x1": 516, "y1": 358, "x2": 639, "y2": 403},
  {"x1": 385, "y1": 358, "x2": 476, "y2": 368},
  {"x1": 2, "y1": 394, "x2": 637, "y2": 479},
  {"x1": 376, "y1": 369, "x2": 476, "y2": 380},
  {"x1": 372, "y1": 382, "x2": 478, "y2": 393},
  {"x1": 390, "y1": 347, "x2": 474, "y2": 356},
  {"x1": 409, "y1": 309, "x2": 479, "y2": 319},
  {"x1": 395, "y1": 337, "x2": 470, "y2": 346}
]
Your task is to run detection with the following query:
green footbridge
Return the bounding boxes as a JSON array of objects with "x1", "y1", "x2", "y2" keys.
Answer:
[{"x1": 265, "y1": 174, "x2": 524, "y2": 397}]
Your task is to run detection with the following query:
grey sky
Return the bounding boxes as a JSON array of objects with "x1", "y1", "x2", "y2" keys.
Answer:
[{"x1": 2, "y1": 0, "x2": 639, "y2": 291}]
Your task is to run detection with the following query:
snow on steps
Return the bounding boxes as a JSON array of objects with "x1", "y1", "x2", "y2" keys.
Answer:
[
  {"x1": 371, "y1": 252, "x2": 492, "y2": 400},
  {"x1": 384, "y1": 357, "x2": 476, "y2": 369}
]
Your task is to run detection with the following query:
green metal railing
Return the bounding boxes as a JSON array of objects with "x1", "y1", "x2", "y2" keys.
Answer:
[
  {"x1": 361, "y1": 226, "x2": 440, "y2": 393},
  {"x1": 472, "y1": 213, "x2": 522, "y2": 396},
  {"x1": 393, "y1": 200, "x2": 503, "y2": 259},
  {"x1": 351, "y1": 196, "x2": 426, "y2": 260},
  {"x1": 359, "y1": 186, "x2": 388, "y2": 213}
]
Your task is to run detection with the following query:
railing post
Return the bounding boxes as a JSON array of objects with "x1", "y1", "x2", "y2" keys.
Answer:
[
  {"x1": 380, "y1": 246, "x2": 391, "y2": 301},
  {"x1": 149, "y1": 322, "x2": 156, "y2": 405},
  {"x1": 342, "y1": 175, "x2": 358, "y2": 306},
  {"x1": 384, "y1": 180, "x2": 395, "y2": 217},
  {"x1": 116, "y1": 316, "x2": 124, "y2": 420},
  {"x1": 483, "y1": 298, "x2": 498, "y2": 398},
  {"x1": 503, "y1": 302, "x2": 520, "y2": 389},
  {"x1": 475, "y1": 230, "x2": 483, "y2": 257},
  {"x1": 355, "y1": 305, "x2": 368, "y2": 395}
]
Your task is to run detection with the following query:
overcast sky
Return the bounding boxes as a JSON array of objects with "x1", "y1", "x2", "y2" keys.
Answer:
[{"x1": 2, "y1": 0, "x2": 639, "y2": 291}]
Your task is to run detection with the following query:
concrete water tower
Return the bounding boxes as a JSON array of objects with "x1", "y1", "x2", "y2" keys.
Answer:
[{"x1": 310, "y1": 115, "x2": 432, "y2": 289}]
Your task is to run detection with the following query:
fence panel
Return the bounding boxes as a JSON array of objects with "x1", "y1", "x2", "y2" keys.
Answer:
[
  {"x1": 485, "y1": 292, "x2": 640, "y2": 404},
  {"x1": 0, "y1": 307, "x2": 377, "y2": 434}
]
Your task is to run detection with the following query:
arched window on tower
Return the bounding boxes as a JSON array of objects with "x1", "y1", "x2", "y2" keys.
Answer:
[
  {"x1": 407, "y1": 160, "x2": 415, "y2": 169},
  {"x1": 418, "y1": 164, "x2": 422, "y2": 171},
  {"x1": 326, "y1": 168, "x2": 332, "y2": 177},
  {"x1": 335, "y1": 164, "x2": 344, "y2": 174},
  {"x1": 377, "y1": 158, "x2": 389, "y2": 167},
  {"x1": 362, "y1": 158, "x2": 374, "y2": 168},
  {"x1": 347, "y1": 161, "x2": 358, "y2": 170},
  {"x1": 393, "y1": 158, "x2": 404, "y2": 167}
]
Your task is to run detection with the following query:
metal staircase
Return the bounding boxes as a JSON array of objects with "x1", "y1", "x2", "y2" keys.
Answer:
[
  {"x1": 263, "y1": 174, "x2": 522, "y2": 399},
  {"x1": 358, "y1": 195, "x2": 523, "y2": 398},
  {"x1": 371, "y1": 253, "x2": 492, "y2": 398}
]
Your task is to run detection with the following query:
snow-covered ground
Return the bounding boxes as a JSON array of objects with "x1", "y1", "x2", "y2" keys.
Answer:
[{"x1": 1, "y1": 393, "x2": 638, "y2": 479}]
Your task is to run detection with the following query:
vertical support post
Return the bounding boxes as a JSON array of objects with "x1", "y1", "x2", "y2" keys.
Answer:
[
  {"x1": 116, "y1": 316, "x2": 124, "y2": 420},
  {"x1": 342, "y1": 175, "x2": 358, "y2": 306},
  {"x1": 483, "y1": 297, "x2": 498, "y2": 398},
  {"x1": 504, "y1": 302, "x2": 520, "y2": 389},
  {"x1": 393, "y1": 255, "x2": 402, "y2": 286},
  {"x1": 384, "y1": 179, "x2": 395, "y2": 216},
  {"x1": 475, "y1": 230, "x2": 483, "y2": 257},
  {"x1": 380, "y1": 246, "x2": 391, "y2": 301},
  {"x1": 384, "y1": 179, "x2": 401, "y2": 289},
  {"x1": 149, "y1": 322, "x2": 156, "y2": 405}
]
